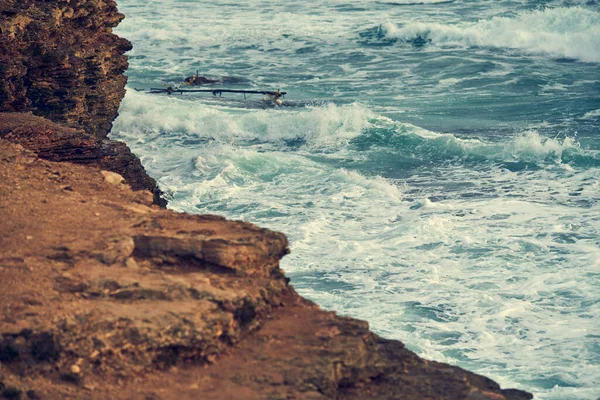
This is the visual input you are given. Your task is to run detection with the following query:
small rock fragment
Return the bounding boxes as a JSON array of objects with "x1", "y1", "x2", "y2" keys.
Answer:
[
  {"x1": 125, "y1": 257, "x2": 139, "y2": 269},
  {"x1": 100, "y1": 170, "x2": 125, "y2": 186}
]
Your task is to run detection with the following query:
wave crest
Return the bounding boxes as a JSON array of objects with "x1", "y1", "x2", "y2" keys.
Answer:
[
  {"x1": 113, "y1": 91, "x2": 598, "y2": 169},
  {"x1": 380, "y1": 7, "x2": 600, "y2": 62},
  {"x1": 114, "y1": 90, "x2": 374, "y2": 148},
  {"x1": 355, "y1": 121, "x2": 598, "y2": 168}
]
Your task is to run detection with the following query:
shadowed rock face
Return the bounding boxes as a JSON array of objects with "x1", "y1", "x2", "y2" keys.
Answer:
[
  {"x1": 0, "y1": 0, "x2": 131, "y2": 140},
  {"x1": 0, "y1": 112, "x2": 166, "y2": 205}
]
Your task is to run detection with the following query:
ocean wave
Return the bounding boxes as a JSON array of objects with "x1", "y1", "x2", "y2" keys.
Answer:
[
  {"x1": 354, "y1": 121, "x2": 600, "y2": 168},
  {"x1": 114, "y1": 90, "x2": 599, "y2": 169},
  {"x1": 583, "y1": 109, "x2": 600, "y2": 119},
  {"x1": 379, "y1": 7, "x2": 600, "y2": 62},
  {"x1": 113, "y1": 90, "x2": 373, "y2": 148},
  {"x1": 380, "y1": 0, "x2": 455, "y2": 4}
]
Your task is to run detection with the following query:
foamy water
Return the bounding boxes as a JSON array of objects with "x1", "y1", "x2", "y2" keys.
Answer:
[
  {"x1": 383, "y1": 7, "x2": 600, "y2": 62},
  {"x1": 112, "y1": 1, "x2": 600, "y2": 398}
]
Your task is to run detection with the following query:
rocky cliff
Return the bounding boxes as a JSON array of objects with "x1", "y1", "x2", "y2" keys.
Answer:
[
  {"x1": 0, "y1": 0, "x2": 164, "y2": 205},
  {"x1": 0, "y1": 1, "x2": 533, "y2": 399}
]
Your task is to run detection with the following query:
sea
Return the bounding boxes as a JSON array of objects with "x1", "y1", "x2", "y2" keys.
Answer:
[{"x1": 110, "y1": 1, "x2": 600, "y2": 398}]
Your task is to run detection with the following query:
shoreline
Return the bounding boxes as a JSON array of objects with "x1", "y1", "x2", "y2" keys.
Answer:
[{"x1": 0, "y1": 1, "x2": 532, "y2": 398}]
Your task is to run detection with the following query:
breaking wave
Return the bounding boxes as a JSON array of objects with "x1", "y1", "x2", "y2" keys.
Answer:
[
  {"x1": 381, "y1": 0, "x2": 455, "y2": 4},
  {"x1": 355, "y1": 122, "x2": 599, "y2": 168},
  {"x1": 113, "y1": 90, "x2": 373, "y2": 148},
  {"x1": 114, "y1": 90, "x2": 598, "y2": 169},
  {"x1": 380, "y1": 7, "x2": 600, "y2": 62}
]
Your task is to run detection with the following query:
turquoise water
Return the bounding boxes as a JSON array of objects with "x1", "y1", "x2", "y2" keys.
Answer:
[{"x1": 111, "y1": 1, "x2": 600, "y2": 398}]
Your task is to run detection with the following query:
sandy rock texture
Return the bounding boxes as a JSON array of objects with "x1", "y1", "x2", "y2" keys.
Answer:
[
  {"x1": 0, "y1": 0, "x2": 129, "y2": 139},
  {"x1": 0, "y1": 112, "x2": 165, "y2": 206},
  {"x1": 0, "y1": 139, "x2": 532, "y2": 399}
]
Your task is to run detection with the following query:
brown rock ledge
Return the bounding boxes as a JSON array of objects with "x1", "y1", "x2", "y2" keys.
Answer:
[
  {"x1": 0, "y1": 112, "x2": 165, "y2": 207},
  {"x1": 0, "y1": 0, "x2": 130, "y2": 140},
  {"x1": 0, "y1": 0, "x2": 164, "y2": 205},
  {"x1": 0, "y1": 139, "x2": 532, "y2": 399}
]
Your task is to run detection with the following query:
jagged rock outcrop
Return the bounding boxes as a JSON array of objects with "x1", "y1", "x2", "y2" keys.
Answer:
[
  {"x1": 0, "y1": 112, "x2": 166, "y2": 205},
  {"x1": 0, "y1": 139, "x2": 532, "y2": 399},
  {"x1": 0, "y1": 0, "x2": 165, "y2": 204},
  {"x1": 0, "y1": 0, "x2": 130, "y2": 139}
]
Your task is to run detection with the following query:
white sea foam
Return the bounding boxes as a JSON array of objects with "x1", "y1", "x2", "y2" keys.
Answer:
[
  {"x1": 383, "y1": 7, "x2": 600, "y2": 62},
  {"x1": 583, "y1": 108, "x2": 600, "y2": 119},
  {"x1": 111, "y1": 1, "x2": 600, "y2": 397},
  {"x1": 114, "y1": 90, "x2": 373, "y2": 148},
  {"x1": 113, "y1": 100, "x2": 600, "y2": 397},
  {"x1": 115, "y1": 90, "x2": 593, "y2": 169},
  {"x1": 151, "y1": 139, "x2": 600, "y2": 400},
  {"x1": 391, "y1": 124, "x2": 588, "y2": 166},
  {"x1": 504, "y1": 131, "x2": 581, "y2": 163}
]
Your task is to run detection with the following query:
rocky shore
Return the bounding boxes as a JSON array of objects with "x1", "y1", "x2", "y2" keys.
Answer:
[{"x1": 0, "y1": 1, "x2": 533, "y2": 399}]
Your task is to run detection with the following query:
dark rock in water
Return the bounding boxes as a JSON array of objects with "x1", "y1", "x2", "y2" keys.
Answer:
[
  {"x1": 409, "y1": 35, "x2": 431, "y2": 47},
  {"x1": 182, "y1": 75, "x2": 251, "y2": 86},
  {"x1": 358, "y1": 25, "x2": 398, "y2": 47},
  {"x1": 183, "y1": 75, "x2": 220, "y2": 85},
  {"x1": 220, "y1": 76, "x2": 251, "y2": 84}
]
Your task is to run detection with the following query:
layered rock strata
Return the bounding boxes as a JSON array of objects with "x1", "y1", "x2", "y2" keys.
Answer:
[
  {"x1": 0, "y1": 0, "x2": 129, "y2": 139},
  {"x1": 0, "y1": 112, "x2": 165, "y2": 206},
  {"x1": 0, "y1": 0, "x2": 533, "y2": 398},
  {"x1": 0, "y1": 0, "x2": 163, "y2": 204}
]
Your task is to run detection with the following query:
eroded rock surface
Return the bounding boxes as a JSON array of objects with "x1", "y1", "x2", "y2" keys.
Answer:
[
  {"x1": 0, "y1": 112, "x2": 165, "y2": 205},
  {"x1": 0, "y1": 1, "x2": 164, "y2": 204},
  {"x1": 0, "y1": 139, "x2": 532, "y2": 399},
  {"x1": 0, "y1": 0, "x2": 130, "y2": 139}
]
